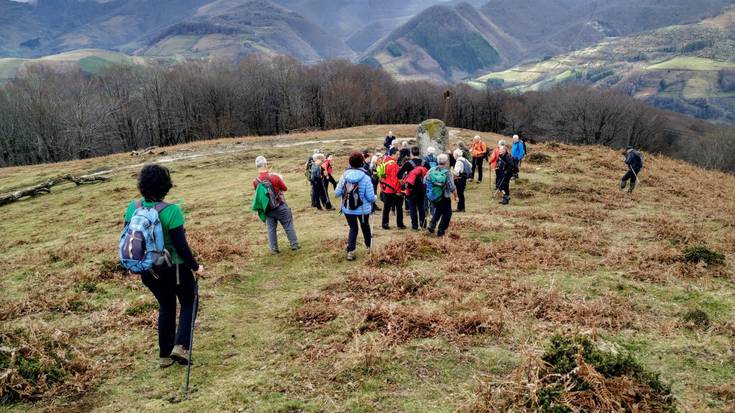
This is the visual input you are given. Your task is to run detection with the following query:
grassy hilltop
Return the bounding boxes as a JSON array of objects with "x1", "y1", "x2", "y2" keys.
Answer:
[{"x1": 1, "y1": 125, "x2": 734, "y2": 412}]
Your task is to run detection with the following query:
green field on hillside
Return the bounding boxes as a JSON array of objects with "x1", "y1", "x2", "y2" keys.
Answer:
[{"x1": 1, "y1": 125, "x2": 734, "y2": 412}]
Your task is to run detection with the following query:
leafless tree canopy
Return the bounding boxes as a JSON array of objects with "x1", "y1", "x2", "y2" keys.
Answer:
[{"x1": 0, "y1": 56, "x2": 732, "y2": 170}]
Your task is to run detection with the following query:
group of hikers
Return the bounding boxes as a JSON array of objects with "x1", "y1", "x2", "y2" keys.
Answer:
[
  {"x1": 119, "y1": 130, "x2": 644, "y2": 369},
  {"x1": 253, "y1": 131, "x2": 530, "y2": 262}
]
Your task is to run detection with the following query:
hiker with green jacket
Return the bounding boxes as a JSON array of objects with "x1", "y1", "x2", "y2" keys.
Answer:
[
  {"x1": 252, "y1": 156, "x2": 299, "y2": 254},
  {"x1": 122, "y1": 164, "x2": 204, "y2": 368}
]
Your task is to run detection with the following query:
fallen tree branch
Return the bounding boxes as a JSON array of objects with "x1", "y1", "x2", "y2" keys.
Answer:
[{"x1": 0, "y1": 174, "x2": 110, "y2": 207}]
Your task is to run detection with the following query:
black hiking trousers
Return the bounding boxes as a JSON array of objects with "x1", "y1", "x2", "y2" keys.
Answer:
[
  {"x1": 455, "y1": 177, "x2": 467, "y2": 211},
  {"x1": 345, "y1": 214, "x2": 372, "y2": 252},
  {"x1": 472, "y1": 156, "x2": 484, "y2": 182},
  {"x1": 407, "y1": 196, "x2": 427, "y2": 230},
  {"x1": 141, "y1": 265, "x2": 198, "y2": 358},
  {"x1": 311, "y1": 179, "x2": 331, "y2": 209},
  {"x1": 382, "y1": 193, "x2": 404, "y2": 228},
  {"x1": 428, "y1": 197, "x2": 452, "y2": 236},
  {"x1": 621, "y1": 168, "x2": 640, "y2": 184}
]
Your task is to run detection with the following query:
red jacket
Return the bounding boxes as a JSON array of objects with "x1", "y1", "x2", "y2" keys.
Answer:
[
  {"x1": 252, "y1": 172, "x2": 287, "y2": 203},
  {"x1": 403, "y1": 166, "x2": 428, "y2": 198},
  {"x1": 323, "y1": 159, "x2": 333, "y2": 175},
  {"x1": 380, "y1": 158, "x2": 401, "y2": 194}
]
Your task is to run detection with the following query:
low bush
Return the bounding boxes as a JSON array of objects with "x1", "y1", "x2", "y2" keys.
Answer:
[
  {"x1": 471, "y1": 333, "x2": 676, "y2": 412},
  {"x1": 683, "y1": 246, "x2": 725, "y2": 266}
]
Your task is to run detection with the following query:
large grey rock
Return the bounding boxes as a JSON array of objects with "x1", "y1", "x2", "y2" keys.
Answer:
[{"x1": 416, "y1": 119, "x2": 448, "y2": 156}]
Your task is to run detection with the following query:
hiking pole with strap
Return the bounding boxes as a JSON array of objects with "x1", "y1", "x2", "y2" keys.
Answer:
[{"x1": 184, "y1": 280, "x2": 199, "y2": 399}]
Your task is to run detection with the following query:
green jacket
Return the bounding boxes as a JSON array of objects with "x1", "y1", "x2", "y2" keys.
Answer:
[{"x1": 251, "y1": 183, "x2": 270, "y2": 222}]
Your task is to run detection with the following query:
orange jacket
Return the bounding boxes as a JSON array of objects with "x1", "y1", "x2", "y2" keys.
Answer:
[
  {"x1": 471, "y1": 141, "x2": 488, "y2": 158},
  {"x1": 488, "y1": 147, "x2": 501, "y2": 169}
]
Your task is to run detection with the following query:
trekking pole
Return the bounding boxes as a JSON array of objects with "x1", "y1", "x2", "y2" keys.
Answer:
[
  {"x1": 184, "y1": 280, "x2": 199, "y2": 399},
  {"x1": 629, "y1": 165, "x2": 641, "y2": 190},
  {"x1": 370, "y1": 210, "x2": 375, "y2": 260}
]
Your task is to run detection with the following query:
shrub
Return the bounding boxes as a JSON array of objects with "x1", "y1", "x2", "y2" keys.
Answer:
[
  {"x1": 125, "y1": 301, "x2": 158, "y2": 317},
  {"x1": 473, "y1": 334, "x2": 676, "y2": 412},
  {"x1": 682, "y1": 308, "x2": 710, "y2": 329},
  {"x1": 527, "y1": 153, "x2": 551, "y2": 163},
  {"x1": 683, "y1": 246, "x2": 725, "y2": 266}
]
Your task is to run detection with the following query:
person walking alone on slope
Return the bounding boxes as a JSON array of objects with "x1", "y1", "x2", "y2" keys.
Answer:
[
  {"x1": 252, "y1": 156, "x2": 299, "y2": 254},
  {"x1": 511, "y1": 135, "x2": 525, "y2": 179},
  {"x1": 425, "y1": 154, "x2": 457, "y2": 237},
  {"x1": 470, "y1": 135, "x2": 488, "y2": 183},
  {"x1": 122, "y1": 164, "x2": 204, "y2": 368},
  {"x1": 621, "y1": 146, "x2": 644, "y2": 193},
  {"x1": 495, "y1": 145, "x2": 516, "y2": 205},
  {"x1": 335, "y1": 152, "x2": 376, "y2": 261},
  {"x1": 452, "y1": 149, "x2": 471, "y2": 212}
]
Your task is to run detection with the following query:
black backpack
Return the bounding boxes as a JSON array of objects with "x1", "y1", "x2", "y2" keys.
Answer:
[
  {"x1": 257, "y1": 176, "x2": 280, "y2": 210},
  {"x1": 342, "y1": 170, "x2": 365, "y2": 210}
]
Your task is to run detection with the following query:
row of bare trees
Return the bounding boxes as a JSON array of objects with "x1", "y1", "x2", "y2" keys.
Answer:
[{"x1": 0, "y1": 54, "x2": 731, "y2": 170}]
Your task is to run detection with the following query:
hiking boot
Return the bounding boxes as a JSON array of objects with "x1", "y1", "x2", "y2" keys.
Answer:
[
  {"x1": 500, "y1": 197, "x2": 509, "y2": 205},
  {"x1": 454, "y1": 209, "x2": 465, "y2": 213},
  {"x1": 159, "y1": 357, "x2": 175, "y2": 369},
  {"x1": 325, "y1": 204, "x2": 334, "y2": 211},
  {"x1": 628, "y1": 182, "x2": 636, "y2": 193},
  {"x1": 437, "y1": 231, "x2": 445, "y2": 237},
  {"x1": 382, "y1": 225, "x2": 390, "y2": 230},
  {"x1": 346, "y1": 251, "x2": 356, "y2": 261},
  {"x1": 427, "y1": 226, "x2": 435, "y2": 234},
  {"x1": 620, "y1": 180, "x2": 627, "y2": 190},
  {"x1": 397, "y1": 225, "x2": 407, "y2": 230},
  {"x1": 170, "y1": 345, "x2": 190, "y2": 365},
  {"x1": 291, "y1": 245, "x2": 300, "y2": 251},
  {"x1": 271, "y1": 249, "x2": 280, "y2": 255}
]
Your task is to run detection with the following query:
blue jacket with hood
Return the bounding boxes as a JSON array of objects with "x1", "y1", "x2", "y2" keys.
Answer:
[
  {"x1": 335, "y1": 168, "x2": 376, "y2": 215},
  {"x1": 512, "y1": 141, "x2": 525, "y2": 160}
]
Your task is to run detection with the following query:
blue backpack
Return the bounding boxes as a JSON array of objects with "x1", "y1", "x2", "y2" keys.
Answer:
[
  {"x1": 119, "y1": 201, "x2": 170, "y2": 274},
  {"x1": 424, "y1": 154, "x2": 438, "y2": 169}
]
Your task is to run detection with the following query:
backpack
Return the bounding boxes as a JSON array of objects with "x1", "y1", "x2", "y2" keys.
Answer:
[
  {"x1": 342, "y1": 171, "x2": 364, "y2": 210},
  {"x1": 459, "y1": 158, "x2": 472, "y2": 178},
  {"x1": 256, "y1": 175, "x2": 280, "y2": 210},
  {"x1": 119, "y1": 201, "x2": 170, "y2": 274},
  {"x1": 425, "y1": 155, "x2": 437, "y2": 169},
  {"x1": 426, "y1": 168, "x2": 449, "y2": 202},
  {"x1": 376, "y1": 159, "x2": 393, "y2": 179},
  {"x1": 305, "y1": 158, "x2": 314, "y2": 180}
]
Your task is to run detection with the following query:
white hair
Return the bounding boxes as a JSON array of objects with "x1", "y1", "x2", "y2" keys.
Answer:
[
  {"x1": 437, "y1": 153, "x2": 449, "y2": 166},
  {"x1": 498, "y1": 140, "x2": 507, "y2": 147},
  {"x1": 513, "y1": 135, "x2": 520, "y2": 140},
  {"x1": 313, "y1": 153, "x2": 325, "y2": 161},
  {"x1": 427, "y1": 146, "x2": 436, "y2": 154},
  {"x1": 401, "y1": 140, "x2": 408, "y2": 147},
  {"x1": 453, "y1": 149, "x2": 463, "y2": 159},
  {"x1": 255, "y1": 156, "x2": 268, "y2": 169},
  {"x1": 313, "y1": 149, "x2": 321, "y2": 155},
  {"x1": 389, "y1": 131, "x2": 393, "y2": 135},
  {"x1": 473, "y1": 135, "x2": 481, "y2": 141}
]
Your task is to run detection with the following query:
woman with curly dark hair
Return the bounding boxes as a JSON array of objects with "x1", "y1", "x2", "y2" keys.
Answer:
[{"x1": 123, "y1": 164, "x2": 204, "y2": 368}]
